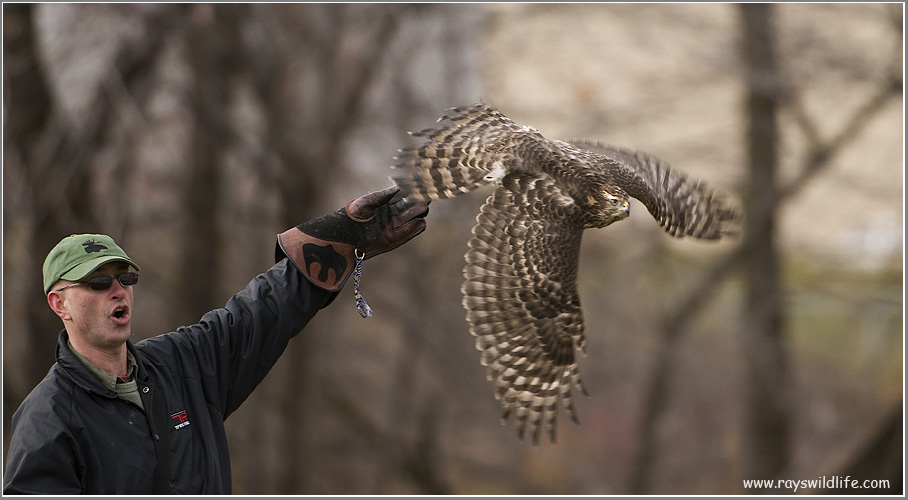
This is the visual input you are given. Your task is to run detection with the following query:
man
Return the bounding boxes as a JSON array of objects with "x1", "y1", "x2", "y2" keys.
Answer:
[{"x1": 3, "y1": 186, "x2": 428, "y2": 494}]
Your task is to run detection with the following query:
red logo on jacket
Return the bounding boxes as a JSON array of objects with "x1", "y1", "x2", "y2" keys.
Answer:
[{"x1": 171, "y1": 410, "x2": 190, "y2": 430}]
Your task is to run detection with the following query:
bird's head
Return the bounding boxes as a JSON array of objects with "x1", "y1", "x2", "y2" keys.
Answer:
[{"x1": 584, "y1": 186, "x2": 630, "y2": 228}]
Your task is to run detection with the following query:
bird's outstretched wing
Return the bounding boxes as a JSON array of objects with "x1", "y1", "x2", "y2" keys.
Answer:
[
  {"x1": 392, "y1": 103, "x2": 562, "y2": 202},
  {"x1": 570, "y1": 141, "x2": 740, "y2": 239},
  {"x1": 463, "y1": 173, "x2": 588, "y2": 444}
]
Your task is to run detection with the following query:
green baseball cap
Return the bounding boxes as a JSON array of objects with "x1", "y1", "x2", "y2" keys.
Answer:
[{"x1": 43, "y1": 234, "x2": 140, "y2": 294}]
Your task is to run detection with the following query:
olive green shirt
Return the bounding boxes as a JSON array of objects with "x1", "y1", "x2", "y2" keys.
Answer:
[{"x1": 67, "y1": 341, "x2": 144, "y2": 410}]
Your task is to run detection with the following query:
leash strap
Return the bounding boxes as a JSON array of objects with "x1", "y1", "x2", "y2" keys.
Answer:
[{"x1": 353, "y1": 249, "x2": 373, "y2": 318}]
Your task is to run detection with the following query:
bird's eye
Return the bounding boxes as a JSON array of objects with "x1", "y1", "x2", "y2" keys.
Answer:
[{"x1": 610, "y1": 198, "x2": 620, "y2": 206}]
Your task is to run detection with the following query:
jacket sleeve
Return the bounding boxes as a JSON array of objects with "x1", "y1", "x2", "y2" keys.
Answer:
[{"x1": 138, "y1": 258, "x2": 336, "y2": 418}]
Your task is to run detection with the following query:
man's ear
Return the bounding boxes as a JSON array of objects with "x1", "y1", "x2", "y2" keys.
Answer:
[{"x1": 47, "y1": 291, "x2": 72, "y2": 321}]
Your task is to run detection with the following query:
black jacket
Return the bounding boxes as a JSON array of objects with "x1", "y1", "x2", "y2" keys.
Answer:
[{"x1": 3, "y1": 258, "x2": 334, "y2": 494}]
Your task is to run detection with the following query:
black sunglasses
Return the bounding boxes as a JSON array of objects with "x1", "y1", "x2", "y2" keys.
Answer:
[{"x1": 55, "y1": 272, "x2": 140, "y2": 292}]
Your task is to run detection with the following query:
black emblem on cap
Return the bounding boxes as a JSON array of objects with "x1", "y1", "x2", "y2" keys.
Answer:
[{"x1": 82, "y1": 239, "x2": 108, "y2": 253}]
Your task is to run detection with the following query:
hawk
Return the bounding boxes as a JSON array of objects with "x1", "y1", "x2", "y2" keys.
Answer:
[{"x1": 390, "y1": 103, "x2": 739, "y2": 444}]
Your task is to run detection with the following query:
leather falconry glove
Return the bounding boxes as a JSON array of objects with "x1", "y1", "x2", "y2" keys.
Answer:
[{"x1": 276, "y1": 186, "x2": 428, "y2": 292}]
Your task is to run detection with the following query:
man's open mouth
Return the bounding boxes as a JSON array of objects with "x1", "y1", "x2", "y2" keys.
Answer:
[{"x1": 112, "y1": 306, "x2": 129, "y2": 322}]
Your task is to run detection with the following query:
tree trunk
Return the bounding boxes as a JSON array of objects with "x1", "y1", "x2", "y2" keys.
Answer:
[
  {"x1": 3, "y1": 3, "x2": 97, "y2": 445},
  {"x1": 179, "y1": 4, "x2": 246, "y2": 322},
  {"x1": 739, "y1": 2, "x2": 790, "y2": 488}
]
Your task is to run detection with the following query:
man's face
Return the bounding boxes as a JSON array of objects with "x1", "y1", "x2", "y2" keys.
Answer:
[{"x1": 48, "y1": 262, "x2": 135, "y2": 351}]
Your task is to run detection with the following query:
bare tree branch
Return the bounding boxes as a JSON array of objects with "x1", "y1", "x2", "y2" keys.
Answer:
[{"x1": 783, "y1": 74, "x2": 902, "y2": 202}]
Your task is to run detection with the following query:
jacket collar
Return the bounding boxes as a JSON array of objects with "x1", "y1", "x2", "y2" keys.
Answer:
[{"x1": 55, "y1": 330, "x2": 144, "y2": 397}]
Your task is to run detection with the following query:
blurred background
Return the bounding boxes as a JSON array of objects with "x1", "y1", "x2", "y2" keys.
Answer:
[{"x1": 3, "y1": 3, "x2": 903, "y2": 495}]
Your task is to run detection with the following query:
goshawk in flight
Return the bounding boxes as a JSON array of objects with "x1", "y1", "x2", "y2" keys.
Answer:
[{"x1": 391, "y1": 103, "x2": 739, "y2": 444}]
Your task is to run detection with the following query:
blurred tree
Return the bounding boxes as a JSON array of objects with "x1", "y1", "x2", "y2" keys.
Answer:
[
  {"x1": 629, "y1": 3, "x2": 902, "y2": 494},
  {"x1": 178, "y1": 4, "x2": 240, "y2": 322},
  {"x1": 739, "y1": 2, "x2": 790, "y2": 486},
  {"x1": 235, "y1": 5, "x2": 412, "y2": 492},
  {"x1": 2, "y1": 2, "x2": 174, "y2": 452},
  {"x1": 3, "y1": 4, "x2": 66, "y2": 453},
  {"x1": 628, "y1": 4, "x2": 791, "y2": 492}
]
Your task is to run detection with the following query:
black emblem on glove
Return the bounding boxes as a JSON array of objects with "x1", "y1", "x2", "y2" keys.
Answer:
[{"x1": 302, "y1": 243, "x2": 347, "y2": 285}]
